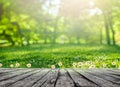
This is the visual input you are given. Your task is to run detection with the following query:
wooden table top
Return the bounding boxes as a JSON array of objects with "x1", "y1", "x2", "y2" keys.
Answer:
[{"x1": 0, "y1": 68, "x2": 120, "y2": 87}]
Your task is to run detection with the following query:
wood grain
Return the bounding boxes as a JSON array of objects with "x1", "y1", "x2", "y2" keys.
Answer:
[{"x1": 0, "y1": 68, "x2": 120, "y2": 87}]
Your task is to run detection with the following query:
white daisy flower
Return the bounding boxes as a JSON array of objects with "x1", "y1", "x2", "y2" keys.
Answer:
[
  {"x1": 58, "y1": 62, "x2": 62, "y2": 67},
  {"x1": 112, "y1": 62, "x2": 116, "y2": 65},
  {"x1": 102, "y1": 63, "x2": 106, "y2": 67},
  {"x1": 0, "y1": 63, "x2": 3, "y2": 67},
  {"x1": 10, "y1": 64, "x2": 14, "y2": 68},
  {"x1": 85, "y1": 61, "x2": 91, "y2": 65},
  {"x1": 77, "y1": 62, "x2": 83, "y2": 67},
  {"x1": 26, "y1": 63, "x2": 31, "y2": 68},
  {"x1": 16, "y1": 63, "x2": 20, "y2": 67},
  {"x1": 51, "y1": 65, "x2": 55, "y2": 69},
  {"x1": 72, "y1": 62, "x2": 77, "y2": 68},
  {"x1": 89, "y1": 65, "x2": 96, "y2": 69}
]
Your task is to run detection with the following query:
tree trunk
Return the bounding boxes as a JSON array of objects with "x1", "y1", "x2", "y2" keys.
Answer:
[
  {"x1": 43, "y1": 28, "x2": 48, "y2": 44},
  {"x1": 11, "y1": 22, "x2": 23, "y2": 45},
  {"x1": 2, "y1": 30, "x2": 15, "y2": 46},
  {"x1": 111, "y1": 29, "x2": 115, "y2": 45},
  {"x1": 103, "y1": 12, "x2": 111, "y2": 45},
  {"x1": 52, "y1": 18, "x2": 58, "y2": 44},
  {"x1": 100, "y1": 28, "x2": 103, "y2": 44},
  {"x1": 105, "y1": 23, "x2": 111, "y2": 45},
  {"x1": 26, "y1": 37, "x2": 30, "y2": 45},
  {"x1": 109, "y1": 14, "x2": 115, "y2": 45},
  {"x1": 52, "y1": 29, "x2": 56, "y2": 44}
]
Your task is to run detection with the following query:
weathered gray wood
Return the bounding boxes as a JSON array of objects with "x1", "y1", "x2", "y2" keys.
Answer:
[
  {"x1": 67, "y1": 69, "x2": 99, "y2": 87},
  {"x1": 0, "y1": 68, "x2": 23, "y2": 77},
  {"x1": 75, "y1": 69, "x2": 120, "y2": 87},
  {"x1": 32, "y1": 69, "x2": 59, "y2": 87},
  {"x1": 0, "y1": 69, "x2": 32, "y2": 82},
  {"x1": 55, "y1": 69, "x2": 74, "y2": 87},
  {"x1": 89, "y1": 68, "x2": 120, "y2": 80},
  {"x1": 107, "y1": 69, "x2": 120, "y2": 74},
  {"x1": 41, "y1": 69, "x2": 59, "y2": 87},
  {"x1": 0, "y1": 69, "x2": 40, "y2": 87},
  {"x1": 87, "y1": 69, "x2": 120, "y2": 84},
  {"x1": 9, "y1": 69, "x2": 50, "y2": 87},
  {"x1": 0, "y1": 68, "x2": 19, "y2": 73},
  {"x1": 0, "y1": 68, "x2": 120, "y2": 87}
]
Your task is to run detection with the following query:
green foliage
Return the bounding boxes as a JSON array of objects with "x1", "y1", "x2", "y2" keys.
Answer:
[
  {"x1": 0, "y1": 0, "x2": 120, "y2": 45},
  {"x1": 0, "y1": 0, "x2": 120, "y2": 68},
  {"x1": 0, "y1": 44, "x2": 120, "y2": 68}
]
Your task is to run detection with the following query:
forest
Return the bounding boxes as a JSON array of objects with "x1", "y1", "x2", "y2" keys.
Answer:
[{"x1": 0, "y1": 0, "x2": 120, "y2": 68}]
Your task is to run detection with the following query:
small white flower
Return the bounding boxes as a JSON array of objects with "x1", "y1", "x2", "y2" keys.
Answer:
[
  {"x1": 0, "y1": 63, "x2": 3, "y2": 67},
  {"x1": 85, "y1": 61, "x2": 91, "y2": 65},
  {"x1": 10, "y1": 64, "x2": 14, "y2": 68},
  {"x1": 102, "y1": 63, "x2": 106, "y2": 68},
  {"x1": 58, "y1": 62, "x2": 62, "y2": 67},
  {"x1": 27, "y1": 63, "x2": 31, "y2": 68},
  {"x1": 112, "y1": 62, "x2": 116, "y2": 65},
  {"x1": 16, "y1": 63, "x2": 20, "y2": 67},
  {"x1": 77, "y1": 62, "x2": 83, "y2": 67},
  {"x1": 89, "y1": 65, "x2": 96, "y2": 69},
  {"x1": 72, "y1": 62, "x2": 77, "y2": 68},
  {"x1": 51, "y1": 65, "x2": 55, "y2": 69}
]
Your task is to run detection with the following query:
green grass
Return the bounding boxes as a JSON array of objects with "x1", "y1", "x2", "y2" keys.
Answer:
[{"x1": 0, "y1": 44, "x2": 120, "y2": 68}]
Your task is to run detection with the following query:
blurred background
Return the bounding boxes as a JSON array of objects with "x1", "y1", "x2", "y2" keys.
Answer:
[
  {"x1": 0, "y1": 0, "x2": 120, "y2": 46},
  {"x1": 0, "y1": 0, "x2": 120, "y2": 68}
]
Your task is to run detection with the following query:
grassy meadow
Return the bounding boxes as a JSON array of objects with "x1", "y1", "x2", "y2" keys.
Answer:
[{"x1": 0, "y1": 44, "x2": 120, "y2": 68}]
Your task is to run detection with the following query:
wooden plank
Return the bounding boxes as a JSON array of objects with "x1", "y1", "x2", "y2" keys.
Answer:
[
  {"x1": 0, "y1": 68, "x2": 23, "y2": 77},
  {"x1": 41, "y1": 69, "x2": 59, "y2": 87},
  {"x1": 87, "y1": 69, "x2": 120, "y2": 84},
  {"x1": 91, "y1": 69, "x2": 120, "y2": 80},
  {"x1": 94, "y1": 68, "x2": 120, "y2": 76},
  {"x1": 55, "y1": 69, "x2": 75, "y2": 87},
  {"x1": 0, "y1": 69, "x2": 32, "y2": 81},
  {"x1": 0, "y1": 68, "x2": 19, "y2": 74},
  {"x1": 9, "y1": 69, "x2": 50, "y2": 87},
  {"x1": 0, "y1": 68, "x2": 27, "y2": 74},
  {"x1": 107, "y1": 69, "x2": 120, "y2": 74},
  {"x1": 87, "y1": 69, "x2": 120, "y2": 85},
  {"x1": 0, "y1": 69, "x2": 120, "y2": 87},
  {"x1": 0, "y1": 69, "x2": 40, "y2": 87},
  {"x1": 32, "y1": 69, "x2": 59, "y2": 87},
  {"x1": 67, "y1": 69, "x2": 99, "y2": 87},
  {"x1": 75, "y1": 69, "x2": 120, "y2": 87},
  {"x1": 98, "y1": 69, "x2": 120, "y2": 78}
]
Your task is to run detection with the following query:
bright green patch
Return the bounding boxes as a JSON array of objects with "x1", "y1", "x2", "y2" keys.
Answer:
[{"x1": 0, "y1": 44, "x2": 120, "y2": 68}]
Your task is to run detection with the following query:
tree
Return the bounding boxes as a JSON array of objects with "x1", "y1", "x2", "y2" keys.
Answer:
[{"x1": 93, "y1": 0, "x2": 120, "y2": 45}]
